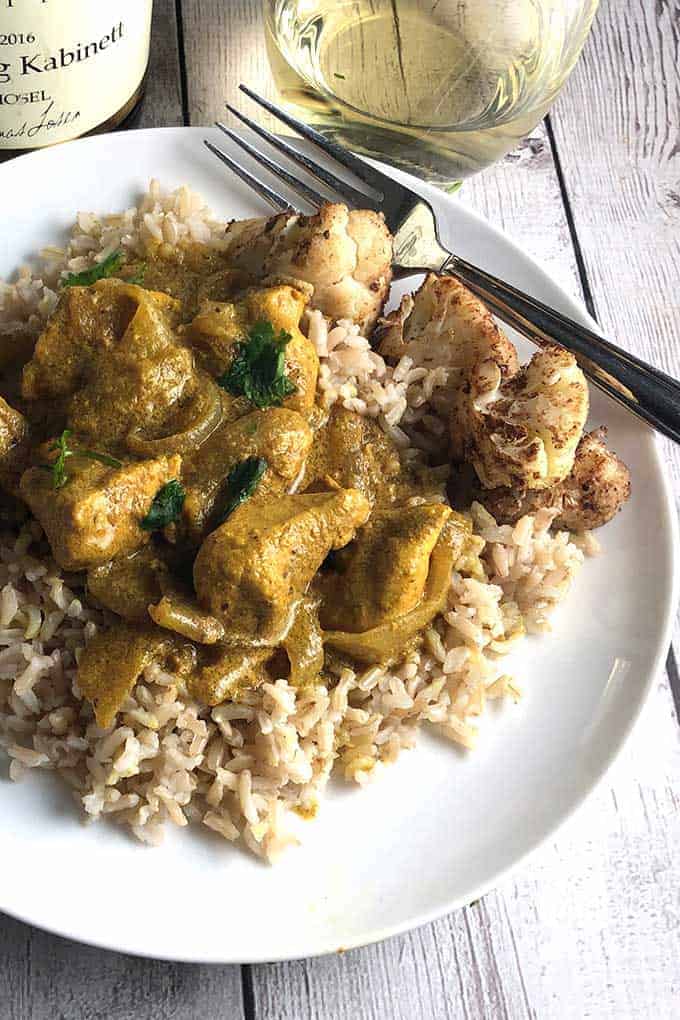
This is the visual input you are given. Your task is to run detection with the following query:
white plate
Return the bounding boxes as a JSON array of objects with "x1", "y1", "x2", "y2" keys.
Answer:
[{"x1": 0, "y1": 127, "x2": 677, "y2": 963}]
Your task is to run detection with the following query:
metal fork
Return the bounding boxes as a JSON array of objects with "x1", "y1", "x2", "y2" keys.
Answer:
[{"x1": 204, "y1": 84, "x2": 680, "y2": 445}]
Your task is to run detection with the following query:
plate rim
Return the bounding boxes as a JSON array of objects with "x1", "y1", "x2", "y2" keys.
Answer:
[{"x1": 0, "y1": 125, "x2": 677, "y2": 963}]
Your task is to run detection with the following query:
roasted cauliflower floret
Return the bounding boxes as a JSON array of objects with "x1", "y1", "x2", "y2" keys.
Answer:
[
  {"x1": 452, "y1": 345, "x2": 589, "y2": 491},
  {"x1": 222, "y1": 203, "x2": 393, "y2": 332},
  {"x1": 477, "y1": 428, "x2": 631, "y2": 530},
  {"x1": 376, "y1": 273, "x2": 518, "y2": 382}
]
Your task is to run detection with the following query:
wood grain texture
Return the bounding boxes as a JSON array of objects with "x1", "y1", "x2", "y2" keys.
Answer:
[
  {"x1": 138, "y1": 0, "x2": 185, "y2": 129},
  {"x1": 181, "y1": 0, "x2": 280, "y2": 128},
  {"x1": 549, "y1": 0, "x2": 680, "y2": 518},
  {"x1": 0, "y1": 913, "x2": 244, "y2": 1020}
]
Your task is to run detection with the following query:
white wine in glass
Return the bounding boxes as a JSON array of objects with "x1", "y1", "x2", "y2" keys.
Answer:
[{"x1": 264, "y1": 0, "x2": 599, "y2": 185}]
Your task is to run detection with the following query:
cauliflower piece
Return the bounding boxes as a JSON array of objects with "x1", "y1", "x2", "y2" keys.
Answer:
[
  {"x1": 477, "y1": 428, "x2": 631, "y2": 530},
  {"x1": 376, "y1": 274, "x2": 587, "y2": 494},
  {"x1": 222, "y1": 203, "x2": 392, "y2": 332},
  {"x1": 452, "y1": 344, "x2": 589, "y2": 491},
  {"x1": 376, "y1": 272, "x2": 518, "y2": 382}
]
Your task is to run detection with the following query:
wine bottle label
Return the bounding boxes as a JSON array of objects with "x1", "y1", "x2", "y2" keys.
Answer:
[{"x1": 0, "y1": 0, "x2": 152, "y2": 150}]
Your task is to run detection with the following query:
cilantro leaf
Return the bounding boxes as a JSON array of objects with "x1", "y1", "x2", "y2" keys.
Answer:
[
  {"x1": 43, "y1": 430, "x2": 123, "y2": 490},
  {"x1": 140, "y1": 479, "x2": 186, "y2": 531},
  {"x1": 62, "y1": 250, "x2": 125, "y2": 289},
  {"x1": 218, "y1": 457, "x2": 267, "y2": 524},
  {"x1": 217, "y1": 320, "x2": 297, "y2": 409},
  {"x1": 49, "y1": 429, "x2": 72, "y2": 489}
]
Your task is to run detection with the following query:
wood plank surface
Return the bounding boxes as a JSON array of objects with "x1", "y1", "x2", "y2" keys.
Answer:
[
  {"x1": 138, "y1": 0, "x2": 186, "y2": 129},
  {"x1": 547, "y1": 0, "x2": 680, "y2": 671},
  {"x1": 0, "y1": 2, "x2": 678, "y2": 1019},
  {"x1": 549, "y1": 0, "x2": 680, "y2": 516},
  {"x1": 181, "y1": 0, "x2": 280, "y2": 127},
  {"x1": 0, "y1": 913, "x2": 245, "y2": 1020}
]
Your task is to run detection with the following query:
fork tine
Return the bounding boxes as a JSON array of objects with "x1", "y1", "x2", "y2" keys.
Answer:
[
  {"x1": 224, "y1": 103, "x2": 380, "y2": 212},
  {"x1": 239, "y1": 84, "x2": 392, "y2": 197},
  {"x1": 215, "y1": 122, "x2": 329, "y2": 210},
  {"x1": 203, "y1": 140, "x2": 292, "y2": 212}
]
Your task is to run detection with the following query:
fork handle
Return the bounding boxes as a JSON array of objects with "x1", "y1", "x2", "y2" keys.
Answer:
[{"x1": 441, "y1": 253, "x2": 680, "y2": 444}]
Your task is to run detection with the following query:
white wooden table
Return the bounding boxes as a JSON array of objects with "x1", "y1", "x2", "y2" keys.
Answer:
[{"x1": 1, "y1": 2, "x2": 679, "y2": 1017}]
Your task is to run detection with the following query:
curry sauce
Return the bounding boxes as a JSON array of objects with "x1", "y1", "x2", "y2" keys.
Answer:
[{"x1": 0, "y1": 256, "x2": 470, "y2": 728}]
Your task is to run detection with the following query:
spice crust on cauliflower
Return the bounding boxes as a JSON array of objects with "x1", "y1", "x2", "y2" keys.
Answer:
[
  {"x1": 375, "y1": 272, "x2": 518, "y2": 382},
  {"x1": 475, "y1": 427, "x2": 631, "y2": 531},
  {"x1": 452, "y1": 344, "x2": 589, "y2": 491}
]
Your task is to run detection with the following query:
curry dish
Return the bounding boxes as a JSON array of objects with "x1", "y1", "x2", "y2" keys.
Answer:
[
  {"x1": 1, "y1": 251, "x2": 472, "y2": 729},
  {"x1": 0, "y1": 190, "x2": 631, "y2": 856}
]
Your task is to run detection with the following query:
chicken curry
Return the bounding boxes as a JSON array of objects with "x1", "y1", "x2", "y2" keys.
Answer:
[{"x1": 0, "y1": 250, "x2": 472, "y2": 728}]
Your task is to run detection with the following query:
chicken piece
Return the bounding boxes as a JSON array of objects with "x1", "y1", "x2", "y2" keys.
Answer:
[
  {"x1": 20, "y1": 451, "x2": 181, "y2": 571},
  {"x1": 187, "y1": 284, "x2": 319, "y2": 418},
  {"x1": 23, "y1": 279, "x2": 180, "y2": 400},
  {"x1": 452, "y1": 345, "x2": 589, "y2": 491},
  {"x1": 376, "y1": 273, "x2": 518, "y2": 383},
  {"x1": 323, "y1": 516, "x2": 471, "y2": 663},
  {"x1": 180, "y1": 408, "x2": 313, "y2": 541},
  {"x1": 22, "y1": 280, "x2": 195, "y2": 452},
  {"x1": 301, "y1": 405, "x2": 401, "y2": 505},
  {"x1": 77, "y1": 623, "x2": 193, "y2": 728},
  {"x1": 477, "y1": 428, "x2": 631, "y2": 531},
  {"x1": 0, "y1": 396, "x2": 29, "y2": 497},
  {"x1": 221, "y1": 203, "x2": 393, "y2": 332},
  {"x1": 193, "y1": 488, "x2": 371, "y2": 643},
  {"x1": 319, "y1": 503, "x2": 452, "y2": 632}
]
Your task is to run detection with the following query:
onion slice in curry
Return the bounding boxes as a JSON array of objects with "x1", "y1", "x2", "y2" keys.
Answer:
[
  {"x1": 323, "y1": 524, "x2": 467, "y2": 664},
  {"x1": 126, "y1": 373, "x2": 224, "y2": 458}
]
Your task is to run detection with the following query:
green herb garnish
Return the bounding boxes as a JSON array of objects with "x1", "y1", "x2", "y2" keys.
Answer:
[
  {"x1": 217, "y1": 320, "x2": 297, "y2": 409},
  {"x1": 43, "y1": 430, "x2": 123, "y2": 489},
  {"x1": 140, "y1": 479, "x2": 186, "y2": 531},
  {"x1": 218, "y1": 457, "x2": 267, "y2": 523},
  {"x1": 334, "y1": 72, "x2": 346, "y2": 80},
  {"x1": 62, "y1": 250, "x2": 125, "y2": 289},
  {"x1": 443, "y1": 180, "x2": 463, "y2": 195}
]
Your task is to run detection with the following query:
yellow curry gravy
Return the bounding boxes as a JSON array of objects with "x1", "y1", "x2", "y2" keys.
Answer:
[{"x1": 0, "y1": 247, "x2": 472, "y2": 728}]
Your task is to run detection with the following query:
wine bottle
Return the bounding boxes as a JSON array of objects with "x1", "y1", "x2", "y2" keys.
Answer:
[{"x1": 0, "y1": 0, "x2": 153, "y2": 160}]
